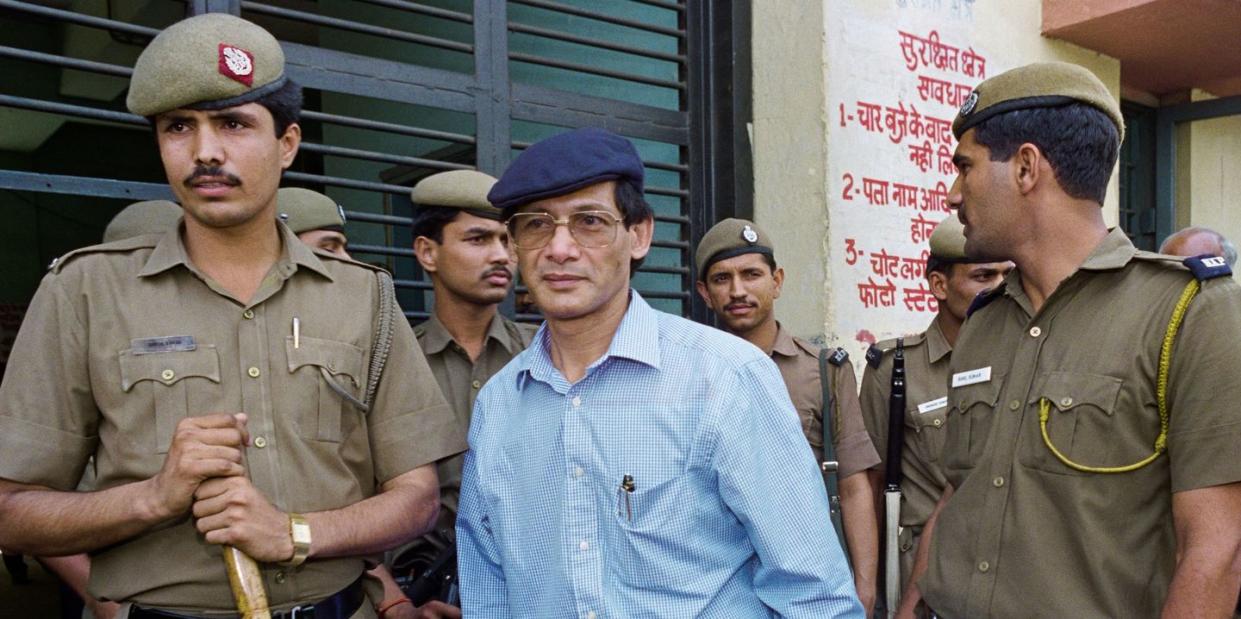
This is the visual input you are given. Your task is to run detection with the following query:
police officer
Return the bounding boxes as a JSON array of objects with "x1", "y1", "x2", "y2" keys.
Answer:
[
  {"x1": 859, "y1": 215, "x2": 1010, "y2": 616},
  {"x1": 909, "y1": 62, "x2": 1241, "y2": 618},
  {"x1": 695, "y1": 218, "x2": 881, "y2": 614},
  {"x1": 279, "y1": 187, "x2": 351, "y2": 259},
  {"x1": 0, "y1": 14, "x2": 463, "y2": 618}
]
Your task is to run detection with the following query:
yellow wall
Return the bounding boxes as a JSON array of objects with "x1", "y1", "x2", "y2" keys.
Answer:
[
  {"x1": 1178, "y1": 90, "x2": 1241, "y2": 248},
  {"x1": 751, "y1": 0, "x2": 1120, "y2": 363}
]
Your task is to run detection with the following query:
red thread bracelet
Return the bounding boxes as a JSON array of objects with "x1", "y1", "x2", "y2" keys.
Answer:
[{"x1": 377, "y1": 597, "x2": 413, "y2": 618}]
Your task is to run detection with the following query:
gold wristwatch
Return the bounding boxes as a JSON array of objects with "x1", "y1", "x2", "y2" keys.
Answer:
[{"x1": 279, "y1": 512, "x2": 311, "y2": 567}]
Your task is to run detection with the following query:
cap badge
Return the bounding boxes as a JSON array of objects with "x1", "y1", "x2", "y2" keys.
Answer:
[
  {"x1": 218, "y1": 44, "x2": 255, "y2": 87},
  {"x1": 741, "y1": 225, "x2": 759, "y2": 244},
  {"x1": 337, "y1": 203, "x2": 347, "y2": 224},
  {"x1": 959, "y1": 91, "x2": 979, "y2": 116}
]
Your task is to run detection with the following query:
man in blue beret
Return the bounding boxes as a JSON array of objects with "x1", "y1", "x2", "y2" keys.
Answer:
[{"x1": 455, "y1": 127, "x2": 862, "y2": 617}]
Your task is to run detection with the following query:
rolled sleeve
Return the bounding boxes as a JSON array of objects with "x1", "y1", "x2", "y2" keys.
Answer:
[
  {"x1": 832, "y1": 361, "x2": 881, "y2": 479},
  {"x1": 455, "y1": 433, "x2": 510, "y2": 617}
]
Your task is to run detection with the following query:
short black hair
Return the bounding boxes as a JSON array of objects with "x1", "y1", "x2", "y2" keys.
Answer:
[
  {"x1": 972, "y1": 102, "x2": 1119, "y2": 204},
  {"x1": 411, "y1": 205, "x2": 461, "y2": 244},
  {"x1": 146, "y1": 79, "x2": 303, "y2": 138},
  {"x1": 614, "y1": 179, "x2": 653, "y2": 274},
  {"x1": 926, "y1": 255, "x2": 949, "y2": 277}
]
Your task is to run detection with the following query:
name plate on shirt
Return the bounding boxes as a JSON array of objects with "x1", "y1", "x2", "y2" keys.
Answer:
[
  {"x1": 131, "y1": 335, "x2": 197, "y2": 355},
  {"x1": 951, "y1": 367, "x2": 991, "y2": 388},
  {"x1": 917, "y1": 396, "x2": 948, "y2": 414}
]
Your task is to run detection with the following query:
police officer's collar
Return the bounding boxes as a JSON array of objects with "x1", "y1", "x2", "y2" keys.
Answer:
[
  {"x1": 768, "y1": 322, "x2": 800, "y2": 358},
  {"x1": 419, "y1": 312, "x2": 518, "y2": 356},
  {"x1": 1077, "y1": 228, "x2": 1139, "y2": 272},
  {"x1": 926, "y1": 315, "x2": 952, "y2": 363},
  {"x1": 138, "y1": 218, "x2": 334, "y2": 282}
]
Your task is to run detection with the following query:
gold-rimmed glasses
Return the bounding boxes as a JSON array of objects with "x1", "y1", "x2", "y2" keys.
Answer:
[{"x1": 506, "y1": 211, "x2": 624, "y2": 250}]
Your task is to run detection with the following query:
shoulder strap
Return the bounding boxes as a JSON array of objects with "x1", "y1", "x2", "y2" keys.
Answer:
[
  {"x1": 364, "y1": 270, "x2": 397, "y2": 410},
  {"x1": 819, "y1": 348, "x2": 838, "y2": 469}
]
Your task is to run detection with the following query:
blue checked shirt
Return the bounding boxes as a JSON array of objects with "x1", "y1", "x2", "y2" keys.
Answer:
[{"x1": 457, "y1": 292, "x2": 862, "y2": 618}]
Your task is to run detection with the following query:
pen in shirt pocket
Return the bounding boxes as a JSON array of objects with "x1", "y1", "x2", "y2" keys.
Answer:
[{"x1": 617, "y1": 474, "x2": 635, "y2": 521}]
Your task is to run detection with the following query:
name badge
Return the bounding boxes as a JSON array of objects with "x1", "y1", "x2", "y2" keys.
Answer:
[
  {"x1": 131, "y1": 335, "x2": 197, "y2": 355},
  {"x1": 952, "y1": 366, "x2": 991, "y2": 388},
  {"x1": 917, "y1": 396, "x2": 948, "y2": 414}
]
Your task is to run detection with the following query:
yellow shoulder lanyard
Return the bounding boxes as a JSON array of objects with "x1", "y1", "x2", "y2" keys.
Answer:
[{"x1": 1038, "y1": 278, "x2": 1200, "y2": 474}]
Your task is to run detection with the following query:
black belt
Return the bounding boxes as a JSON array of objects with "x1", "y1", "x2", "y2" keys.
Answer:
[{"x1": 130, "y1": 578, "x2": 364, "y2": 619}]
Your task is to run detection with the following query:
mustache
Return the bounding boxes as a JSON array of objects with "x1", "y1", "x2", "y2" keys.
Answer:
[
  {"x1": 483, "y1": 266, "x2": 513, "y2": 279},
  {"x1": 183, "y1": 165, "x2": 241, "y2": 187}
]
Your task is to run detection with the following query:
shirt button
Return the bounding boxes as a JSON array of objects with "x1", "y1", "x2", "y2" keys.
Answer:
[
  {"x1": 933, "y1": 418, "x2": 943, "y2": 427},
  {"x1": 579, "y1": 540, "x2": 589, "y2": 551},
  {"x1": 572, "y1": 396, "x2": 582, "y2": 407},
  {"x1": 161, "y1": 369, "x2": 175, "y2": 381},
  {"x1": 978, "y1": 560, "x2": 990, "y2": 572},
  {"x1": 1029, "y1": 326, "x2": 1041, "y2": 337},
  {"x1": 274, "y1": 570, "x2": 286, "y2": 584},
  {"x1": 243, "y1": 309, "x2": 255, "y2": 320},
  {"x1": 248, "y1": 366, "x2": 261, "y2": 378},
  {"x1": 1008, "y1": 399, "x2": 1021, "y2": 411},
  {"x1": 992, "y1": 476, "x2": 1004, "y2": 487},
  {"x1": 574, "y1": 466, "x2": 584, "y2": 478},
  {"x1": 1060, "y1": 397, "x2": 1073, "y2": 407},
  {"x1": 472, "y1": 380, "x2": 482, "y2": 389},
  {"x1": 254, "y1": 436, "x2": 267, "y2": 449}
]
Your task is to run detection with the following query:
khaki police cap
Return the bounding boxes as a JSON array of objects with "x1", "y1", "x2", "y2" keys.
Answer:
[
  {"x1": 953, "y1": 61, "x2": 1123, "y2": 142},
  {"x1": 411, "y1": 170, "x2": 502, "y2": 220},
  {"x1": 278, "y1": 188, "x2": 345, "y2": 234},
  {"x1": 103, "y1": 200, "x2": 182, "y2": 243},
  {"x1": 127, "y1": 14, "x2": 286, "y2": 117},
  {"x1": 928, "y1": 214, "x2": 969, "y2": 261},
  {"x1": 695, "y1": 218, "x2": 774, "y2": 280}
]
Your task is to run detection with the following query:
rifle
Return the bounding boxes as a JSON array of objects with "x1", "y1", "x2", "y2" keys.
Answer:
[
  {"x1": 818, "y1": 349, "x2": 849, "y2": 568},
  {"x1": 882, "y1": 339, "x2": 906, "y2": 617}
]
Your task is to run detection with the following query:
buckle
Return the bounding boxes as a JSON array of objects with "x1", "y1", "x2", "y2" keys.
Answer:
[
  {"x1": 821, "y1": 460, "x2": 838, "y2": 472},
  {"x1": 274, "y1": 605, "x2": 315, "y2": 619}
]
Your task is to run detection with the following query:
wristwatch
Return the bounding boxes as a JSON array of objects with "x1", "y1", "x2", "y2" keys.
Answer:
[{"x1": 279, "y1": 512, "x2": 311, "y2": 567}]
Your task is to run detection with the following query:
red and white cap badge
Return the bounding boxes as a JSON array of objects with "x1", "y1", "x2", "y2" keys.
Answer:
[{"x1": 218, "y1": 43, "x2": 255, "y2": 87}]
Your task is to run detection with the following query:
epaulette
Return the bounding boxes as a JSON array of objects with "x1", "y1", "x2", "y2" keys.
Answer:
[
  {"x1": 1182, "y1": 254, "x2": 1232, "y2": 281},
  {"x1": 826, "y1": 347, "x2": 849, "y2": 367},
  {"x1": 313, "y1": 249, "x2": 393, "y2": 275},
  {"x1": 866, "y1": 332, "x2": 927, "y2": 368},
  {"x1": 49, "y1": 235, "x2": 160, "y2": 274},
  {"x1": 966, "y1": 283, "x2": 1006, "y2": 317}
]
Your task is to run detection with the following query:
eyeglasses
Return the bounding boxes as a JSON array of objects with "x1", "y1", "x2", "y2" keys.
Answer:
[{"x1": 506, "y1": 211, "x2": 624, "y2": 250}]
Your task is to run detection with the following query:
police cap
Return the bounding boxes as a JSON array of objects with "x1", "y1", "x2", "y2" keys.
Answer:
[
  {"x1": 103, "y1": 200, "x2": 182, "y2": 243},
  {"x1": 695, "y1": 218, "x2": 774, "y2": 281},
  {"x1": 928, "y1": 214, "x2": 970, "y2": 261},
  {"x1": 411, "y1": 170, "x2": 503, "y2": 221},
  {"x1": 278, "y1": 188, "x2": 345, "y2": 234},
  {"x1": 953, "y1": 61, "x2": 1123, "y2": 142},
  {"x1": 488, "y1": 127, "x2": 644, "y2": 216}
]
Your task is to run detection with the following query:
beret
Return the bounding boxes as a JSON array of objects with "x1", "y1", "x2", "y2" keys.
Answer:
[
  {"x1": 127, "y1": 13, "x2": 287, "y2": 117},
  {"x1": 411, "y1": 170, "x2": 503, "y2": 220},
  {"x1": 695, "y1": 218, "x2": 774, "y2": 280},
  {"x1": 278, "y1": 188, "x2": 345, "y2": 234},
  {"x1": 103, "y1": 200, "x2": 182, "y2": 243},
  {"x1": 489, "y1": 127, "x2": 644, "y2": 213},
  {"x1": 953, "y1": 61, "x2": 1123, "y2": 142},
  {"x1": 928, "y1": 214, "x2": 969, "y2": 261}
]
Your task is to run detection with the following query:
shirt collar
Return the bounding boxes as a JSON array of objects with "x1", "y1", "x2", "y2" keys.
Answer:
[
  {"x1": 769, "y1": 322, "x2": 799, "y2": 358},
  {"x1": 926, "y1": 315, "x2": 951, "y2": 363},
  {"x1": 420, "y1": 312, "x2": 517, "y2": 356},
  {"x1": 138, "y1": 219, "x2": 334, "y2": 282},
  {"x1": 1077, "y1": 228, "x2": 1138, "y2": 271},
  {"x1": 516, "y1": 290, "x2": 661, "y2": 391}
]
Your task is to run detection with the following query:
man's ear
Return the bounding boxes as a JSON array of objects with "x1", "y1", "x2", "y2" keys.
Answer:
[
  {"x1": 928, "y1": 268, "x2": 950, "y2": 302},
  {"x1": 413, "y1": 236, "x2": 438, "y2": 273},
  {"x1": 1014, "y1": 142, "x2": 1042, "y2": 195},
  {"x1": 695, "y1": 279, "x2": 712, "y2": 306},
  {"x1": 628, "y1": 217, "x2": 654, "y2": 262},
  {"x1": 772, "y1": 266, "x2": 785, "y2": 300},
  {"x1": 278, "y1": 123, "x2": 301, "y2": 170}
]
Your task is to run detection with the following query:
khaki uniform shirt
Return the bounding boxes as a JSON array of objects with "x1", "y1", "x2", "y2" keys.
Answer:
[
  {"x1": 0, "y1": 223, "x2": 465, "y2": 614},
  {"x1": 769, "y1": 323, "x2": 881, "y2": 480},
  {"x1": 414, "y1": 313, "x2": 536, "y2": 530},
  {"x1": 859, "y1": 318, "x2": 952, "y2": 588},
  {"x1": 921, "y1": 229, "x2": 1241, "y2": 618}
]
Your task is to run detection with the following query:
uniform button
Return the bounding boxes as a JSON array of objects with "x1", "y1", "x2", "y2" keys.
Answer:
[
  {"x1": 243, "y1": 309, "x2": 255, "y2": 320},
  {"x1": 254, "y1": 436, "x2": 267, "y2": 449},
  {"x1": 248, "y1": 366, "x2": 261, "y2": 378},
  {"x1": 978, "y1": 560, "x2": 990, "y2": 573},
  {"x1": 472, "y1": 380, "x2": 482, "y2": 389},
  {"x1": 572, "y1": 396, "x2": 582, "y2": 407},
  {"x1": 274, "y1": 570, "x2": 286, "y2": 584},
  {"x1": 1008, "y1": 399, "x2": 1021, "y2": 410},
  {"x1": 579, "y1": 540, "x2": 589, "y2": 551},
  {"x1": 1060, "y1": 397, "x2": 1073, "y2": 407},
  {"x1": 574, "y1": 466, "x2": 584, "y2": 478},
  {"x1": 1029, "y1": 326, "x2": 1041, "y2": 337},
  {"x1": 992, "y1": 476, "x2": 1004, "y2": 487},
  {"x1": 161, "y1": 369, "x2": 175, "y2": 381},
  {"x1": 933, "y1": 418, "x2": 943, "y2": 427}
]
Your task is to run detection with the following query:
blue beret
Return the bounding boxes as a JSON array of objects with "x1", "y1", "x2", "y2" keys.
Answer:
[{"x1": 489, "y1": 127, "x2": 645, "y2": 213}]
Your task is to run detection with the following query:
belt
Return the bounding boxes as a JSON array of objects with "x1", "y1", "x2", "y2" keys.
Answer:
[{"x1": 130, "y1": 578, "x2": 364, "y2": 619}]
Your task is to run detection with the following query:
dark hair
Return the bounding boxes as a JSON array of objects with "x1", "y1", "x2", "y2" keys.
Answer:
[
  {"x1": 926, "y1": 255, "x2": 949, "y2": 277},
  {"x1": 972, "y1": 102, "x2": 1119, "y2": 204},
  {"x1": 411, "y1": 205, "x2": 461, "y2": 244},
  {"x1": 614, "y1": 179, "x2": 653, "y2": 275},
  {"x1": 145, "y1": 79, "x2": 303, "y2": 138}
]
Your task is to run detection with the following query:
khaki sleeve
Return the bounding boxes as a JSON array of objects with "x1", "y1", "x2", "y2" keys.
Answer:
[
  {"x1": 1165, "y1": 278, "x2": 1241, "y2": 493},
  {"x1": 858, "y1": 360, "x2": 890, "y2": 472},
  {"x1": 832, "y1": 360, "x2": 881, "y2": 479},
  {"x1": 367, "y1": 310, "x2": 466, "y2": 484},
  {"x1": 0, "y1": 273, "x2": 97, "y2": 489}
]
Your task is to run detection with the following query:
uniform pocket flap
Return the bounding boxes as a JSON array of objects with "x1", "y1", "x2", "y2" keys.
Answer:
[
  {"x1": 119, "y1": 346, "x2": 221, "y2": 391},
  {"x1": 1032, "y1": 371, "x2": 1122, "y2": 415},
  {"x1": 951, "y1": 372, "x2": 1004, "y2": 412},
  {"x1": 285, "y1": 336, "x2": 364, "y2": 386}
]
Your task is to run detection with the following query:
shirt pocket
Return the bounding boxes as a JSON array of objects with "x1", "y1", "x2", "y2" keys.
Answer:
[
  {"x1": 119, "y1": 346, "x2": 221, "y2": 453},
  {"x1": 603, "y1": 475, "x2": 694, "y2": 586},
  {"x1": 1020, "y1": 371, "x2": 1125, "y2": 476},
  {"x1": 907, "y1": 402, "x2": 949, "y2": 465},
  {"x1": 285, "y1": 336, "x2": 364, "y2": 443},
  {"x1": 943, "y1": 373, "x2": 1004, "y2": 471}
]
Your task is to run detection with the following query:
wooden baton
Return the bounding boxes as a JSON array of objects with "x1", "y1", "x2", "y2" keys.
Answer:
[{"x1": 223, "y1": 545, "x2": 271, "y2": 619}]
